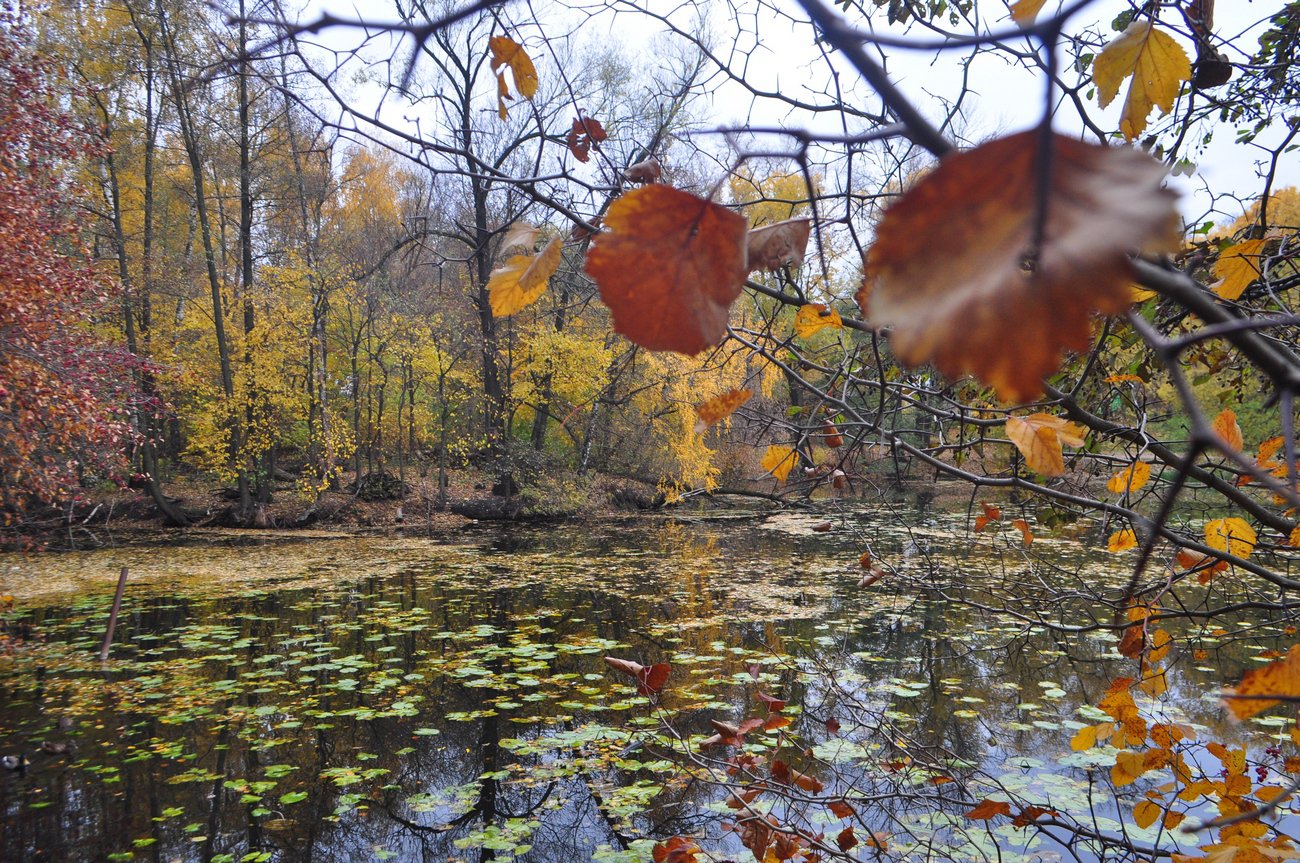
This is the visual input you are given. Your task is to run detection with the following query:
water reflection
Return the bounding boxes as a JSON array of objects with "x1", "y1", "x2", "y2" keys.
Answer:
[{"x1": 0, "y1": 511, "x2": 1291, "y2": 862}]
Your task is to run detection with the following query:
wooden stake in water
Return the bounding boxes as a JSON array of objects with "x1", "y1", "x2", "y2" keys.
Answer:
[{"x1": 99, "y1": 567, "x2": 128, "y2": 663}]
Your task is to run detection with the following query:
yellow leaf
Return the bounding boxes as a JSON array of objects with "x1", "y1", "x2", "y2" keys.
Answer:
[
  {"x1": 1070, "y1": 724, "x2": 1099, "y2": 751},
  {"x1": 1005, "y1": 413, "x2": 1088, "y2": 477},
  {"x1": 1108, "y1": 528, "x2": 1138, "y2": 553},
  {"x1": 1223, "y1": 645, "x2": 1300, "y2": 721},
  {"x1": 1204, "y1": 517, "x2": 1256, "y2": 559},
  {"x1": 1094, "y1": 21, "x2": 1192, "y2": 140},
  {"x1": 1133, "y1": 799, "x2": 1161, "y2": 829},
  {"x1": 1212, "y1": 409, "x2": 1244, "y2": 452},
  {"x1": 694, "y1": 389, "x2": 753, "y2": 433},
  {"x1": 489, "y1": 35, "x2": 538, "y2": 102},
  {"x1": 1130, "y1": 284, "x2": 1158, "y2": 302},
  {"x1": 794, "y1": 303, "x2": 843, "y2": 339},
  {"x1": 1107, "y1": 461, "x2": 1152, "y2": 494},
  {"x1": 1212, "y1": 239, "x2": 1268, "y2": 301},
  {"x1": 761, "y1": 445, "x2": 798, "y2": 483},
  {"x1": 488, "y1": 238, "x2": 563, "y2": 317},
  {"x1": 1163, "y1": 810, "x2": 1185, "y2": 830},
  {"x1": 1111, "y1": 749, "x2": 1149, "y2": 786},
  {"x1": 1009, "y1": 0, "x2": 1048, "y2": 24},
  {"x1": 1289, "y1": 525, "x2": 1300, "y2": 549}
]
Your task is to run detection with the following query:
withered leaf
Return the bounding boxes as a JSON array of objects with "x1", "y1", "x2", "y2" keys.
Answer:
[
  {"x1": 761, "y1": 445, "x2": 799, "y2": 482},
  {"x1": 1012, "y1": 518, "x2": 1034, "y2": 546},
  {"x1": 862, "y1": 131, "x2": 1178, "y2": 404},
  {"x1": 488, "y1": 238, "x2": 564, "y2": 317},
  {"x1": 975, "y1": 501, "x2": 1002, "y2": 532},
  {"x1": 965, "y1": 799, "x2": 1013, "y2": 820},
  {"x1": 1212, "y1": 408, "x2": 1244, "y2": 452},
  {"x1": 694, "y1": 388, "x2": 752, "y2": 433},
  {"x1": 603, "y1": 656, "x2": 670, "y2": 696},
  {"x1": 1005, "y1": 413, "x2": 1087, "y2": 477},
  {"x1": 1107, "y1": 461, "x2": 1152, "y2": 494},
  {"x1": 625, "y1": 157, "x2": 662, "y2": 184},
  {"x1": 1223, "y1": 646, "x2": 1300, "y2": 721},
  {"x1": 489, "y1": 35, "x2": 538, "y2": 106},
  {"x1": 822, "y1": 421, "x2": 844, "y2": 448},
  {"x1": 565, "y1": 115, "x2": 608, "y2": 163},
  {"x1": 771, "y1": 759, "x2": 824, "y2": 794},
  {"x1": 747, "y1": 218, "x2": 812, "y2": 272},
  {"x1": 585, "y1": 185, "x2": 747, "y2": 354},
  {"x1": 1108, "y1": 528, "x2": 1138, "y2": 553},
  {"x1": 836, "y1": 827, "x2": 858, "y2": 853}
]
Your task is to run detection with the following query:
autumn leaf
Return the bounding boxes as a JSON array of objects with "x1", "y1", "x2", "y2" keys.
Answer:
[
  {"x1": 1094, "y1": 21, "x2": 1192, "y2": 140},
  {"x1": 1005, "y1": 413, "x2": 1088, "y2": 477},
  {"x1": 1204, "y1": 516, "x2": 1256, "y2": 559},
  {"x1": 761, "y1": 445, "x2": 798, "y2": 482},
  {"x1": 584, "y1": 185, "x2": 748, "y2": 355},
  {"x1": 836, "y1": 827, "x2": 858, "y2": 852},
  {"x1": 1012, "y1": 518, "x2": 1034, "y2": 546},
  {"x1": 1212, "y1": 408, "x2": 1244, "y2": 452},
  {"x1": 794, "y1": 303, "x2": 843, "y2": 339},
  {"x1": 1012, "y1": 805, "x2": 1058, "y2": 828},
  {"x1": 1070, "y1": 723, "x2": 1102, "y2": 751},
  {"x1": 1224, "y1": 646, "x2": 1300, "y2": 721},
  {"x1": 1212, "y1": 238, "x2": 1267, "y2": 301},
  {"x1": 652, "y1": 836, "x2": 700, "y2": 863},
  {"x1": 1290, "y1": 525, "x2": 1300, "y2": 549},
  {"x1": 771, "y1": 759, "x2": 824, "y2": 793},
  {"x1": 965, "y1": 799, "x2": 1013, "y2": 820},
  {"x1": 625, "y1": 157, "x2": 662, "y2": 184},
  {"x1": 489, "y1": 36, "x2": 538, "y2": 119},
  {"x1": 1108, "y1": 528, "x2": 1138, "y2": 553},
  {"x1": 565, "y1": 115, "x2": 607, "y2": 163},
  {"x1": 603, "y1": 656, "x2": 671, "y2": 696},
  {"x1": 1107, "y1": 461, "x2": 1152, "y2": 494},
  {"x1": 975, "y1": 501, "x2": 1002, "y2": 532},
  {"x1": 862, "y1": 131, "x2": 1178, "y2": 404},
  {"x1": 821, "y1": 421, "x2": 844, "y2": 448},
  {"x1": 828, "y1": 799, "x2": 855, "y2": 819},
  {"x1": 694, "y1": 389, "x2": 752, "y2": 433},
  {"x1": 488, "y1": 238, "x2": 563, "y2": 317},
  {"x1": 1009, "y1": 0, "x2": 1048, "y2": 24},
  {"x1": 747, "y1": 218, "x2": 811, "y2": 272},
  {"x1": 500, "y1": 222, "x2": 540, "y2": 252},
  {"x1": 1105, "y1": 373, "x2": 1145, "y2": 384},
  {"x1": 1133, "y1": 800, "x2": 1162, "y2": 829}
]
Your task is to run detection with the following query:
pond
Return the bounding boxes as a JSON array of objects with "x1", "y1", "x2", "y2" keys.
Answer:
[{"x1": 0, "y1": 504, "x2": 1295, "y2": 863}]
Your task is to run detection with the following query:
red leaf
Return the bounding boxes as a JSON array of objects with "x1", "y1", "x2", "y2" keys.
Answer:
[
  {"x1": 755, "y1": 690, "x2": 786, "y2": 712},
  {"x1": 965, "y1": 799, "x2": 1013, "y2": 820},
  {"x1": 836, "y1": 826, "x2": 858, "y2": 852},
  {"x1": 828, "y1": 799, "x2": 856, "y2": 819},
  {"x1": 604, "y1": 656, "x2": 671, "y2": 695},
  {"x1": 565, "y1": 114, "x2": 608, "y2": 163}
]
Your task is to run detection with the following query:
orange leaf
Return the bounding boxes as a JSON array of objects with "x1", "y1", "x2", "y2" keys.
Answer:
[
  {"x1": 1012, "y1": 805, "x2": 1057, "y2": 828},
  {"x1": 761, "y1": 445, "x2": 799, "y2": 482},
  {"x1": 975, "y1": 502, "x2": 1002, "y2": 532},
  {"x1": 1212, "y1": 409, "x2": 1244, "y2": 452},
  {"x1": 488, "y1": 238, "x2": 563, "y2": 317},
  {"x1": 836, "y1": 826, "x2": 857, "y2": 852},
  {"x1": 1105, "y1": 373, "x2": 1145, "y2": 384},
  {"x1": 1108, "y1": 528, "x2": 1138, "y2": 553},
  {"x1": 794, "y1": 303, "x2": 842, "y2": 339},
  {"x1": 1212, "y1": 239, "x2": 1268, "y2": 301},
  {"x1": 1133, "y1": 800, "x2": 1162, "y2": 829},
  {"x1": 771, "y1": 759, "x2": 824, "y2": 794},
  {"x1": 748, "y1": 218, "x2": 811, "y2": 272},
  {"x1": 1012, "y1": 518, "x2": 1034, "y2": 546},
  {"x1": 1107, "y1": 461, "x2": 1152, "y2": 494},
  {"x1": 1204, "y1": 517, "x2": 1256, "y2": 559},
  {"x1": 652, "y1": 836, "x2": 700, "y2": 863},
  {"x1": 861, "y1": 131, "x2": 1177, "y2": 404},
  {"x1": 1009, "y1": 0, "x2": 1048, "y2": 24},
  {"x1": 1223, "y1": 645, "x2": 1300, "y2": 721},
  {"x1": 821, "y1": 421, "x2": 844, "y2": 448},
  {"x1": 1290, "y1": 525, "x2": 1300, "y2": 549},
  {"x1": 624, "y1": 157, "x2": 662, "y2": 184},
  {"x1": 965, "y1": 799, "x2": 1013, "y2": 820},
  {"x1": 694, "y1": 388, "x2": 753, "y2": 433},
  {"x1": 1006, "y1": 413, "x2": 1088, "y2": 476},
  {"x1": 603, "y1": 656, "x2": 671, "y2": 696},
  {"x1": 585, "y1": 185, "x2": 748, "y2": 354},
  {"x1": 828, "y1": 800, "x2": 856, "y2": 819},
  {"x1": 488, "y1": 35, "x2": 538, "y2": 116}
]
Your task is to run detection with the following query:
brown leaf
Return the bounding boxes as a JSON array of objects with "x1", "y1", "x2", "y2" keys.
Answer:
[
  {"x1": 625, "y1": 157, "x2": 662, "y2": 184},
  {"x1": 1012, "y1": 518, "x2": 1034, "y2": 546},
  {"x1": 771, "y1": 759, "x2": 824, "y2": 794},
  {"x1": 1012, "y1": 805, "x2": 1058, "y2": 828},
  {"x1": 603, "y1": 656, "x2": 671, "y2": 696},
  {"x1": 975, "y1": 501, "x2": 1002, "y2": 532},
  {"x1": 747, "y1": 218, "x2": 812, "y2": 272},
  {"x1": 821, "y1": 421, "x2": 844, "y2": 448},
  {"x1": 652, "y1": 836, "x2": 700, "y2": 863},
  {"x1": 1005, "y1": 413, "x2": 1088, "y2": 476},
  {"x1": 862, "y1": 131, "x2": 1178, "y2": 404},
  {"x1": 811, "y1": 521, "x2": 833, "y2": 533},
  {"x1": 1223, "y1": 644, "x2": 1300, "y2": 721},
  {"x1": 565, "y1": 115, "x2": 607, "y2": 163},
  {"x1": 836, "y1": 826, "x2": 858, "y2": 852},
  {"x1": 755, "y1": 690, "x2": 787, "y2": 712},
  {"x1": 965, "y1": 799, "x2": 1013, "y2": 820},
  {"x1": 585, "y1": 185, "x2": 748, "y2": 354},
  {"x1": 694, "y1": 388, "x2": 753, "y2": 433},
  {"x1": 828, "y1": 799, "x2": 855, "y2": 819}
]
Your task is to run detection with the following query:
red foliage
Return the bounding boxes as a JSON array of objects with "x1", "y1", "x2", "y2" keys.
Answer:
[{"x1": 0, "y1": 10, "x2": 132, "y2": 517}]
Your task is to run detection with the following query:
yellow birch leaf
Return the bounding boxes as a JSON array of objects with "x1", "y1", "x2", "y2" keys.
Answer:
[
  {"x1": 1107, "y1": 461, "x2": 1152, "y2": 494},
  {"x1": 1108, "y1": 528, "x2": 1138, "y2": 553},
  {"x1": 1070, "y1": 724, "x2": 1099, "y2": 751},
  {"x1": 1005, "y1": 413, "x2": 1087, "y2": 477},
  {"x1": 1131, "y1": 284, "x2": 1158, "y2": 302},
  {"x1": 489, "y1": 35, "x2": 538, "y2": 100},
  {"x1": 1094, "y1": 21, "x2": 1192, "y2": 140},
  {"x1": 1223, "y1": 645, "x2": 1300, "y2": 721},
  {"x1": 794, "y1": 303, "x2": 843, "y2": 339},
  {"x1": 1212, "y1": 409, "x2": 1244, "y2": 452},
  {"x1": 488, "y1": 238, "x2": 563, "y2": 317},
  {"x1": 1212, "y1": 239, "x2": 1268, "y2": 301},
  {"x1": 1010, "y1": 0, "x2": 1048, "y2": 24},
  {"x1": 1111, "y1": 749, "x2": 1149, "y2": 786},
  {"x1": 761, "y1": 445, "x2": 798, "y2": 483},
  {"x1": 694, "y1": 389, "x2": 753, "y2": 433},
  {"x1": 1204, "y1": 517, "x2": 1256, "y2": 559},
  {"x1": 1133, "y1": 800, "x2": 1161, "y2": 829},
  {"x1": 1163, "y1": 810, "x2": 1185, "y2": 830}
]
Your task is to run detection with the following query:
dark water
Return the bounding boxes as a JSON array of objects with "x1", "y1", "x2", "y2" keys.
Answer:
[{"x1": 0, "y1": 508, "x2": 1293, "y2": 862}]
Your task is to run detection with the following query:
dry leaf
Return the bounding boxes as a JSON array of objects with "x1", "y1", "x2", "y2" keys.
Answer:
[
  {"x1": 761, "y1": 445, "x2": 798, "y2": 482},
  {"x1": 625, "y1": 157, "x2": 662, "y2": 184},
  {"x1": 965, "y1": 799, "x2": 1013, "y2": 820},
  {"x1": 811, "y1": 521, "x2": 833, "y2": 533},
  {"x1": 1094, "y1": 21, "x2": 1192, "y2": 140},
  {"x1": 1108, "y1": 528, "x2": 1138, "y2": 553},
  {"x1": 694, "y1": 388, "x2": 753, "y2": 433},
  {"x1": 975, "y1": 501, "x2": 1002, "y2": 532},
  {"x1": 771, "y1": 759, "x2": 824, "y2": 793},
  {"x1": 1204, "y1": 516, "x2": 1256, "y2": 558},
  {"x1": 565, "y1": 115, "x2": 608, "y2": 163},
  {"x1": 1212, "y1": 239, "x2": 1267, "y2": 300},
  {"x1": 488, "y1": 238, "x2": 563, "y2": 317},
  {"x1": 793, "y1": 303, "x2": 843, "y2": 339},
  {"x1": 822, "y1": 421, "x2": 844, "y2": 448},
  {"x1": 828, "y1": 800, "x2": 855, "y2": 819},
  {"x1": 1005, "y1": 413, "x2": 1088, "y2": 476},
  {"x1": 1010, "y1": 0, "x2": 1048, "y2": 24},
  {"x1": 747, "y1": 218, "x2": 811, "y2": 272},
  {"x1": 1012, "y1": 518, "x2": 1034, "y2": 546},
  {"x1": 500, "y1": 222, "x2": 540, "y2": 253},
  {"x1": 1223, "y1": 645, "x2": 1300, "y2": 721},
  {"x1": 862, "y1": 131, "x2": 1178, "y2": 403},
  {"x1": 585, "y1": 185, "x2": 748, "y2": 354},
  {"x1": 1212, "y1": 409, "x2": 1244, "y2": 452},
  {"x1": 836, "y1": 827, "x2": 858, "y2": 853},
  {"x1": 489, "y1": 36, "x2": 538, "y2": 118},
  {"x1": 1133, "y1": 800, "x2": 1162, "y2": 829},
  {"x1": 1012, "y1": 805, "x2": 1058, "y2": 828},
  {"x1": 1105, "y1": 373, "x2": 1145, "y2": 384},
  {"x1": 603, "y1": 656, "x2": 670, "y2": 696},
  {"x1": 1290, "y1": 525, "x2": 1300, "y2": 549},
  {"x1": 1107, "y1": 461, "x2": 1152, "y2": 494}
]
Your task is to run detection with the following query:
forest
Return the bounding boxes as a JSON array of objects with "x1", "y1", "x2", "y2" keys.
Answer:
[{"x1": 1, "y1": 0, "x2": 1300, "y2": 861}]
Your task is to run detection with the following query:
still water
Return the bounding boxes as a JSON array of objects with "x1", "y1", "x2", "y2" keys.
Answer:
[{"x1": 0, "y1": 506, "x2": 1292, "y2": 862}]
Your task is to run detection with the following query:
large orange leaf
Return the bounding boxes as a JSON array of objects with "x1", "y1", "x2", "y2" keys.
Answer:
[
  {"x1": 1005, "y1": 413, "x2": 1087, "y2": 477},
  {"x1": 585, "y1": 186, "x2": 748, "y2": 354},
  {"x1": 862, "y1": 132, "x2": 1177, "y2": 404},
  {"x1": 1212, "y1": 239, "x2": 1268, "y2": 300},
  {"x1": 1093, "y1": 21, "x2": 1191, "y2": 140},
  {"x1": 488, "y1": 238, "x2": 563, "y2": 317},
  {"x1": 1224, "y1": 646, "x2": 1300, "y2": 721},
  {"x1": 1211, "y1": 409, "x2": 1244, "y2": 452},
  {"x1": 1107, "y1": 461, "x2": 1152, "y2": 494},
  {"x1": 694, "y1": 388, "x2": 752, "y2": 433}
]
